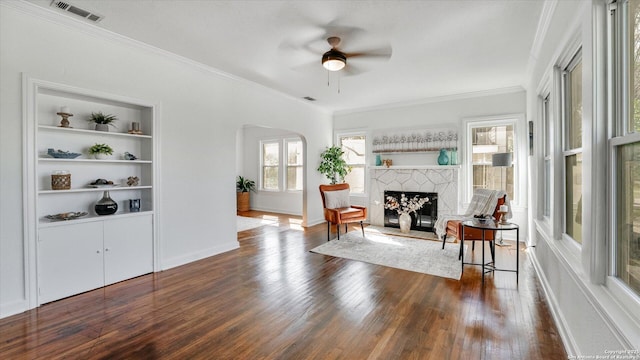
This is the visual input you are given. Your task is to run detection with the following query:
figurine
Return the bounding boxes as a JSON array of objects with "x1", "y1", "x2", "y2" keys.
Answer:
[
  {"x1": 124, "y1": 152, "x2": 138, "y2": 160},
  {"x1": 127, "y1": 176, "x2": 140, "y2": 187}
]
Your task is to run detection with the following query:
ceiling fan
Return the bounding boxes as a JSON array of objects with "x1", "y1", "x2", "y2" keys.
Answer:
[
  {"x1": 320, "y1": 36, "x2": 392, "y2": 74},
  {"x1": 280, "y1": 25, "x2": 392, "y2": 76}
]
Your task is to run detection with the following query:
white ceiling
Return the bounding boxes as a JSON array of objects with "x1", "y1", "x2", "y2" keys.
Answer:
[{"x1": 26, "y1": 0, "x2": 545, "y2": 113}]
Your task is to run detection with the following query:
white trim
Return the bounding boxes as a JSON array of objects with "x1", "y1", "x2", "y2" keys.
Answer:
[
  {"x1": 161, "y1": 242, "x2": 239, "y2": 271},
  {"x1": 333, "y1": 86, "x2": 525, "y2": 116},
  {"x1": 525, "y1": 0, "x2": 559, "y2": 87}
]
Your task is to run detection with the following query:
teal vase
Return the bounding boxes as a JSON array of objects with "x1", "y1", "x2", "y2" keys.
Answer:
[
  {"x1": 438, "y1": 148, "x2": 449, "y2": 165},
  {"x1": 450, "y1": 148, "x2": 458, "y2": 165}
]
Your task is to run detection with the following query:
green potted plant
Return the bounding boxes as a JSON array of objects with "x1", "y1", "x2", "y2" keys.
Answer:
[
  {"x1": 88, "y1": 143, "x2": 114, "y2": 160},
  {"x1": 317, "y1": 146, "x2": 351, "y2": 184},
  {"x1": 88, "y1": 112, "x2": 118, "y2": 132},
  {"x1": 236, "y1": 175, "x2": 256, "y2": 212}
]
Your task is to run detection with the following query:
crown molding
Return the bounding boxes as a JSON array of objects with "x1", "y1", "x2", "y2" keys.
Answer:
[
  {"x1": 524, "y1": 0, "x2": 559, "y2": 88},
  {"x1": 333, "y1": 86, "x2": 525, "y2": 117},
  {"x1": 1, "y1": 0, "x2": 331, "y2": 115}
]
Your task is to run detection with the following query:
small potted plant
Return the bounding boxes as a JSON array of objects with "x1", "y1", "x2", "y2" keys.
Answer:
[
  {"x1": 236, "y1": 176, "x2": 256, "y2": 212},
  {"x1": 88, "y1": 143, "x2": 114, "y2": 160},
  {"x1": 88, "y1": 112, "x2": 118, "y2": 132},
  {"x1": 317, "y1": 146, "x2": 351, "y2": 184}
]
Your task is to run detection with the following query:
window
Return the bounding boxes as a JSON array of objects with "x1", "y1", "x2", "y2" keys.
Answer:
[
  {"x1": 260, "y1": 138, "x2": 304, "y2": 192},
  {"x1": 611, "y1": 0, "x2": 640, "y2": 296},
  {"x1": 261, "y1": 141, "x2": 279, "y2": 190},
  {"x1": 286, "y1": 139, "x2": 303, "y2": 191},
  {"x1": 562, "y1": 50, "x2": 583, "y2": 244},
  {"x1": 469, "y1": 123, "x2": 514, "y2": 201},
  {"x1": 338, "y1": 134, "x2": 366, "y2": 194},
  {"x1": 543, "y1": 95, "x2": 552, "y2": 218}
]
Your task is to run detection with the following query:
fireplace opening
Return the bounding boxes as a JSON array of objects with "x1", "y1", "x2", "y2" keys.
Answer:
[{"x1": 384, "y1": 191, "x2": 437, "y2": 232}]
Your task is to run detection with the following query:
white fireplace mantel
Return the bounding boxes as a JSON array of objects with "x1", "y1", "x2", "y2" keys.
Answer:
[{"x1": 369, "y1": 167, "x2": 459, "y2": 227}]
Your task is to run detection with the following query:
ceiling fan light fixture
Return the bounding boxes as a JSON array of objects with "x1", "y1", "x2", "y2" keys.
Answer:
[{"x1": 322, "y1": 50, "x2": 346, "y2": 71}]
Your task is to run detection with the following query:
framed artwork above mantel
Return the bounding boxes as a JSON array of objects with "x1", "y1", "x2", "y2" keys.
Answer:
[{"x1": 372, "y1": 127, "x2": 458, "y2": 153}]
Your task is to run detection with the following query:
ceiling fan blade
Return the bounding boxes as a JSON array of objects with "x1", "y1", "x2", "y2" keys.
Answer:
[
  {"x1": 342, "y1": 64, "x2": 368, "y2": 77},
  {"x1": 346, "y1": 46, "x2": 393, "y2": 60}
]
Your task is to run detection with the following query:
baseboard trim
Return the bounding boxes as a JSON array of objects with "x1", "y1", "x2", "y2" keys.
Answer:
[
  {"x1": 160, "y1": 241, "x2": 239, "y2": 271},
  {"x1": 0, "y1": 299, "x2": 29, "y2": 320}
]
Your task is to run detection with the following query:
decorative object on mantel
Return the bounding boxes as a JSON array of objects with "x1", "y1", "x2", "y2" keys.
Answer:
[
  {"x1": 375, "y1": 154, "x2": 382, "y2": 166},
  {"x1": 127, "y1": 176, "x2": 140, "y2": 187},
  {"x1": 382, "y1": 159, "x2": 393, "y2": 168},
  {"x1": 88, "y1": 143, "x2": 113, "y2": 160},
  {"x1": 45, "y1": 211, "x2": 88, "y2": 221},
  {"x1": 123, "y1": 152, "x2": 138, "y2": 160},
  {"x1": 372, "y1": 128, "x2": 458, "y2": 153},
  {"x1": 437, "y1": 148, "x2": 449, "y2": 165},
  {"x1": 47, "y1": 148, "x2": 81, "y2": 159},
  {"x1": 51, "y1": 170, "x2": 71, "y2": 190},
  {"x1": 450, "y1": 148, "x2": 458, "y2": 165},
  {"x1": 128, "y1": 121, "x2": 143, "y2": 135},
  {"x1": 89, "y1": 178, "x2": 117, "y2": 188},
  {"x1": 95, "y1": 190, "x2": 118, "y2": 215},
  {"x1": 56, "y1": 106, "x2": 73, "y2": 128},
  {"x1": 317, "y1": 146, "x2": 351, "y2": 184},
  {"x1": 88, "y1": 112, "x2": 117, "y2": 132},
  {"x1": 384, "y1": 193, "x2": 429, "y2": 233}
]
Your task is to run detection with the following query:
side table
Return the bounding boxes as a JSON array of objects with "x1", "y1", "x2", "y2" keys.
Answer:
[{"x1": 461, "y1": 220, "x2": 520, "y2": 284}]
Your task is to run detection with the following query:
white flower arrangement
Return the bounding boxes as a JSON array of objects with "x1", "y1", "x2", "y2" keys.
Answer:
[{"x1": 384, "y1": 193, "x2": 429, "y2": 215}]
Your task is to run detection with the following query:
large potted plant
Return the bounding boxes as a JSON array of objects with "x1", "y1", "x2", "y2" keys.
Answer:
[
  {"x1": 236, "y1": 176, "x2": 256, "y2": 212},
  {"x1": 317, "y1": 146, "x2": 351, "y2": 184}
]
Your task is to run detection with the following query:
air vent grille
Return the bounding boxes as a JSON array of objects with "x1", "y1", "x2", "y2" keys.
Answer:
[
  {"x1": 303, "y1": 96, "x2": 316, "y2": 101},
  {"x1": 50, "y1": 1, "x2": 104, "y2": 22}
]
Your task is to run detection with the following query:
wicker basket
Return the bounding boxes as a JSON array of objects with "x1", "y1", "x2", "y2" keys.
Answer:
[{"x1": 51, "y1": 173, "x2": 71, "y2": 190}]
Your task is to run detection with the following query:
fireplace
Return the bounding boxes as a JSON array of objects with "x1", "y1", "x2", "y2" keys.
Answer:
[{"x1": 384, "y1": 191, "x2": 438, "y2": 232}]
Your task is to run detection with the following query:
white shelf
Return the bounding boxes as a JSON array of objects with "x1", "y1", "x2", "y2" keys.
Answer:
[
  {"x1": 39, "y1": 210, "x2": 154, "y2": 228},
  {"x1": 39, "y1": 185, "x2": 152, "y2": 195},
  {"x1": 38, "y1": 125, "x2": 152, "y2": 139},
  {"x1": 371, "y1": 165, "x2": 461, "y2": 170},
  {"x1": 372, "y1": 150, "x2": 440, "y2": 154},
  {"x1": 39, "y1": 158, "x2": 152, "y2": 164}
]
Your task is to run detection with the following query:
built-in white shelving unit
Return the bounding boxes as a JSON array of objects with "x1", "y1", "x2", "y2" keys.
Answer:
[{"x1": 24, "y1": 76, "x2": 158, "y2": 306}]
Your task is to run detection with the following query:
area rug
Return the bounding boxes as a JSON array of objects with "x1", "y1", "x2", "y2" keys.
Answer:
[
  {"x1": 310, "y1": 231, "x2": 465, "y2": 280},
  {"x1": 364, "y1": 225, "x2": 440, "y2": 241},
  {"x1": 237, "y1": 216, "x2": 276, "y2": 232}
]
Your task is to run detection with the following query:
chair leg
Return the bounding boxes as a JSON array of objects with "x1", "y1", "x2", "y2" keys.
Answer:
[
  {"x1": 345, "y1": 224, "x2": 348, "y2": 233},
  {"x1": 472, "y1": 240, "x2": 475, "y2": 251},
  {"x1": 442, "y1": 235, "x2": 446, "y2": 249},
  {"x1": 360, "y1": 221, "x2": 365, "y2": 237},
  {"x1": 327, "y1": 222, "x2": 331, "y2": 241},
  {"x1": 337, "y1": 223, "x2": 340, "y2": 240}
]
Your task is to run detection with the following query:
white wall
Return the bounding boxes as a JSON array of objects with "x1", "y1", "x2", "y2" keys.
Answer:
[
  {"x1": 240, "y1": 126, "x2": 303, "y2": 215},
  {"x1": 526, "y1": 0, "x2": 637, "y2": 354},
  {"x1": 0, "y1": 2, "x2": 331, "y2": 317},
  {"x1": 334, "y1": 90, "x2": 528, "y2": 238}
]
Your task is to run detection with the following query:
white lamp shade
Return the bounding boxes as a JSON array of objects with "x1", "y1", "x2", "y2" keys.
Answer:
[{"x1": 491, "y1": 152, "x2": 512, "y2": 167}]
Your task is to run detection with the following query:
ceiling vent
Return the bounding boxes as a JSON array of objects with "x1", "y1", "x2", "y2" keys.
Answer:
[
  {"x1": 50, "y1": 1, "x2": 104, "y2": 22},
  {"x1": 302, "y1": 96, "x2": 316, "y2": 101}
]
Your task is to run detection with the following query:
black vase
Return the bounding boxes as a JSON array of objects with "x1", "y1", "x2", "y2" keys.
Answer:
[{"x1": 95, "y1": 191, "x2": 118, "y2": 215}]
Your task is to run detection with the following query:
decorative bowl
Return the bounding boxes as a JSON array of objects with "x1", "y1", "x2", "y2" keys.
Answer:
[
  {"x1": 45, "y1": 212, "x2": 88, "y2": 221},
  {"x1": 47, "y1": 148, "x2": 81, "y2": 159}
]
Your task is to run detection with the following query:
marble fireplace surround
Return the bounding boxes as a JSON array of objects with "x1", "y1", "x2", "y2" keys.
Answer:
[{"x1": 370, "y1": 166, "x2": 459, "y2": 228}]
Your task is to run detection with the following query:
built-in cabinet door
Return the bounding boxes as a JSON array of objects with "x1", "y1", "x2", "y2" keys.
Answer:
[
  {"x1": 38, "y1": 222, "x2": 104, "y2": 304},
  {"x1": 103, "y1": 215, "x2": 153, "y2": 285}
]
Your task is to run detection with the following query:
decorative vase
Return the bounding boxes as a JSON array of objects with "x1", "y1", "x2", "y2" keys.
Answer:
[
  {"x1": 237, "y1": 192, "x2": 250, "y2": 212},
  {"x1": 95, "y1": 124, "x2": 109, "y2": 132},
  {"x1": 450, "y1": 148, "x2": 458, "y2": 165},
  {"x1": 95, "y1": 191, "x2": 118, "y2": 215},
  {"x1": 399, "y1": 213, "x2": 412, "y2": 233},
  {"x1": 375, "y1": 154, "x2": 382, "y2": 166},
  {"x1": 438, "y1": 148, "x2": 449, "y2": 165},
  {"x1": 94, "y1": 153, "x2": 108, "y2": 160}
]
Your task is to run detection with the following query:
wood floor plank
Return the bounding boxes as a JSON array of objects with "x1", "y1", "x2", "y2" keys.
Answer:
[{"x1": 0, "y1": 211, "x2": 567, "y2": 359}]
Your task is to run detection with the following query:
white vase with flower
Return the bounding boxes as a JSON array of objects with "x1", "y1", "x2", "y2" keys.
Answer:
[{"x1": 384, "y1": 193, "x2": 429, "y2": 233}]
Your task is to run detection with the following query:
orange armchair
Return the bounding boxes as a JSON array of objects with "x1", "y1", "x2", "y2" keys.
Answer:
[{"x1": 319, "y1": 184, "x2": 367, "y2": 241}]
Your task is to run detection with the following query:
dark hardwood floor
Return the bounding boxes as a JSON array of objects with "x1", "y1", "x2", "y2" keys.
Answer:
[{"x1": 0, "y1": 211, "x2": 567, "y2": 359}]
